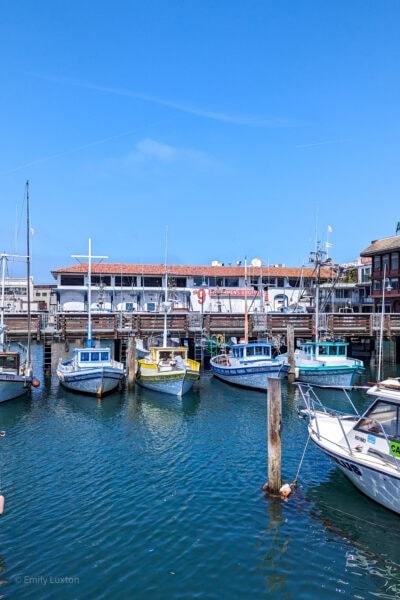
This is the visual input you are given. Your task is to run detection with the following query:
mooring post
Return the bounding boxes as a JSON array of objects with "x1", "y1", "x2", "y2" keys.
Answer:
[
  {"x1": 286, "y1": 324, "x2": 295, "y2": 382},
  {"x1": 127, "y1": 336, "x2": 136, "y2": 387},
  {"x1": 266, "y1": 377, "x2": 282, "y2": 495}
]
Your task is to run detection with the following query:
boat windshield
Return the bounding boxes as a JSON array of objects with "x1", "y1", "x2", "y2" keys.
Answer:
[
  {"x1": 0, "y1": 353, "x2": 19, "y2": 372},
  {"x1": 355, "y1": 400, "x2": 400, "y2": 441},
  {"x1": 78, "y1": 350, "x2": 110, "y2": 362}
]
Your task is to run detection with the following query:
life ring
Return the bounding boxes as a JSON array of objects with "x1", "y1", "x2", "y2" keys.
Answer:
[{"x1": 198, "y1": 288, "x2": 206, "y2": 304}]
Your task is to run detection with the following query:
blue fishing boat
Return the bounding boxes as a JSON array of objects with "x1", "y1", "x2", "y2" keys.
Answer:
[{"x1": 210, "y1": 341, "x2": 289, "y2": 390}]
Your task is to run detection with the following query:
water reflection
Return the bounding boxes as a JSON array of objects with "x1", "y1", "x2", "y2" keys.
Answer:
[
  {"x1": 258, "y1": 497, "x2": 290, "y2": 596},
  {"x1": 307, "y1": 470, "x2": 400, "y2": 596}
]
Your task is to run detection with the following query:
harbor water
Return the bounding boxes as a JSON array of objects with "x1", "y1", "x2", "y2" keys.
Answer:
[{"x1": 1, "y1": 345, "x2": 400, "y2": 599}]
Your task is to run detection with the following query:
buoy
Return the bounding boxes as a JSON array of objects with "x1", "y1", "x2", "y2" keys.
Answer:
[
  {"x1": 279, "y1": 483, "x2": 292, "y2": 498},
  {"x1": 0, "y1": 495, "x2": 5, "y2": 515},
  {"x1": 32, "y1": 378, "x2": 40, "y2": 388}
]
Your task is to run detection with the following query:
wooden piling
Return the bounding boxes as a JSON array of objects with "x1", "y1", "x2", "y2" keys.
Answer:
[
  {"x1": 127, "y1": 336, "x2": 136, "y2": 387},
  {"x1": 286, "y1": 324, "x2": 296, "y2": 382},
  {"x1": 266, "y1": 377, "x2": 282, "y2": 495}
]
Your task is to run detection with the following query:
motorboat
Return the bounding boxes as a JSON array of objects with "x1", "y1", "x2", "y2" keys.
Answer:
[{"x1": 297, "y1": 380, "x2": 400, "y2": 514}]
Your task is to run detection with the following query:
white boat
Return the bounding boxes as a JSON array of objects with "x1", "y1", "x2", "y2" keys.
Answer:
[
  {"x1": 136, "y1": 261, "x2": 200, "y2": 396},
  {"x1": 56, "y1": 239, "x2": 125, "y2": 397},
  {"x1": 210, "y1": 341, "x2": 290, "y2": 390},
  {"x1": 57, "y1": 346, "x2": 125, "y2": 396},
  {"x1": 0, "y1": 182, "x2": 40, "y2": 402},
  {"x1": 297, "y1": 380, "x2": 400, "y2": 514}
]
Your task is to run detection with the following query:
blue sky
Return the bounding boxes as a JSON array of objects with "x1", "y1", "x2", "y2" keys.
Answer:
[{"x1": 1, "y1": 1, "x2": 399, "y2": 281}]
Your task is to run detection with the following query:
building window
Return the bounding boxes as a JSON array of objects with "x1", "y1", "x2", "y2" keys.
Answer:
[
  {"x1": 143, "y1": 277, "x2": 162, "y2": 287},
  {"x1": 382, "y1": 254, "x2": 390, "y2": 271},
  {"x1": 391, "y1": 253, "x2": 399, "y2": 271},
  {"x1": 225, "y1": 277, "x2": 239, "y2": 287},
  {"x1": 193, "y1": 276, "x2": 207, "y2": 287},
  {"x1": 175, "y1": 277, "x2": 187, "y2": 287},
  {"x1": 115, "y1": 276, "x2": 137, "y2": 287},
  {"x1": 373, "y1": 256, "x2": 381, "y2": 272},
  {"x1": 91, "y1": 275, "x2": 111, "y2": 286},
  {"x1": 60, "y1": 275, "x2": 85, "y2": 286}
]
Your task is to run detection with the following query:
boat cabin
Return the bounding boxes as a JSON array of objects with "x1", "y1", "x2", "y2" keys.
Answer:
[
  {"x1": 74, "y1": 348, "x2": 111, "y2": 366},
  {"x1": 0, "y1": 352, "x2": 20, "y2": 374},
  {"x1": 355, "y1": 399, "x2": 400, "y2": 448},
  {"x1": 149, "y1": 347, "x2": 188, "y2": 363},
  {"x1": 231, "y1": 342, "x2": 273, "y2": 361},
  {"x1": 299, "y1": 341, "x2": 348, "y2": 359}
]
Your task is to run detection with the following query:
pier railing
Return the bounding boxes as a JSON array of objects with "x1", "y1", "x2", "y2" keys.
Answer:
[{"x1": 3, "y1": 311, "x2": 400, "y2": 342}]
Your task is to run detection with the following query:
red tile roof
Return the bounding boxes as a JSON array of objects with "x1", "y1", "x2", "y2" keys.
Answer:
[{"x1": 51, "y1": 263, "x2": 333, "y2": 278}]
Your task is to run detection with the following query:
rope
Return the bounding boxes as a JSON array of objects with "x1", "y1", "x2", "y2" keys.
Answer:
[
  {"x1": 0, "y1": 431, "x2": 5, "y2": 493},
  {"x1": 292, "y1": 434, "x2": 311, "y2": 487}
]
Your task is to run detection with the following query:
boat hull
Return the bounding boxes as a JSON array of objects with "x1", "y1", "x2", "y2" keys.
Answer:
[
  {"x1": 296, "y1": 366, "x2": 360, "y2": 388},
  {"x1": 136, "y1": 369, "x2": 199, "y2": 396},
  {"x1": 0, "y1": 376, "x2": 32, "y2": 402},
  {"x1": 210, "y1": 362, "x2": 289, "y2": 391},
  {"x1": 57, "y1": 365, "x2": 124, "y2": 397},
  {"x1": 312, "y1": 438, "x2": 400, "y2": 514}
]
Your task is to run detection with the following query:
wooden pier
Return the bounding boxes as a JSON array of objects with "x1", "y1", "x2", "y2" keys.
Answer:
[
  {"x1": 3, "y1": 311, "x2": 400, "y2": 373},
  {"x1": 4, "y1": 311, "x2": 400, "y2": 341}
]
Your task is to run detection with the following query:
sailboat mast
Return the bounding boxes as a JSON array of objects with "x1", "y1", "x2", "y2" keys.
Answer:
[
  {"x1": 244, "y1": 257, "x2": 248, "y2": 343},
  {"x1": 315, "y1": 257, "x2": 320, "y2": 344},
  {"x1": 87, "y1": 238, "x2": 92, "y2": 347},
  {"x1": 0, "y1": 254, "x2": 6, "y2": 349},
  {"x1": 163, "y1": 232, "x2": 168, "y2": 347},
  {"x1": 26, "y1": 180, "x2": 32, "y2": 369}
]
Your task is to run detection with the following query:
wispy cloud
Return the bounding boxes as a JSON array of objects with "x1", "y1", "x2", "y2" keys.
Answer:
[
  {"x1": 296, "y1": 139, "x2": 350, "y2": 149},
  {"x1": 32, "y1": 73, "x2": 304, "y2": 128},
  {"x1": 115, "y1": 137, "x2": 220, "y2": 171},
  {"x1": 136, "y1": 139, "x2": 176, "y2": 160}
]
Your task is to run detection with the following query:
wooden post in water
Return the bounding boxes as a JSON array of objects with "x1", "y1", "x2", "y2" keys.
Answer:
[
  {"x1": 286, "y1": 324, "x2": 295, "y2": 382},
  {"x1": 266, "y1": 377, "x2": 282, "y2": 495},
  {"x1": 127, "y1": 336, "x2": 136, "y2": 388}
]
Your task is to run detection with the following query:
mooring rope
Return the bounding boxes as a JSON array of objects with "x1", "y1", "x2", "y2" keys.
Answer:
[{"x1": 292, "y1": 433, "x2": 311, "y2": 487}]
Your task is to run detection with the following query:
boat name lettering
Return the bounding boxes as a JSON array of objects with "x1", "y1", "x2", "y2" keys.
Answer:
[
  {"x1": 331, "y1": 456, "x2": 362, "y2": 476},
  {"x1": 354, "y1": 435, "x2": 366, "y2": 443},
  {"x1": 389, "y1": 441, "x2": 400, "y2": 458}
]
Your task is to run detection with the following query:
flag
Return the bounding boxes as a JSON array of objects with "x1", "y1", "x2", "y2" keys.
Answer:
[
  {"x1": 30, "y1": 227, "x2": 35, "y2": 235},
  {"x1": 325, "y1": 241, "x2": 333, "y2": 248},
  {"x1": 327, "y1": 225, "x2": 333, "y2": 233}
]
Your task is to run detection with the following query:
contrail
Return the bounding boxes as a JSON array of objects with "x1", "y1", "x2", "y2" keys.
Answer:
[{"x1": 29, "y1": 72, "x2": 304, "y2": 128}]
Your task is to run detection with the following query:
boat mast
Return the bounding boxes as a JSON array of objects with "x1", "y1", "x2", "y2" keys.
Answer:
[
  {"x1": 0, "y1": 253, "x2": 6, "y2": 350},
  {"x1": 26, "y1": 180, "x2": 32, "y2": 370},
  {"x1": 244, "y1": 256, "x2": 248, "y2": 343},
  {"x1": 72, "y1": 239, "x2": 108, "y2": 349},
  {"x1": 163, "y1": 229, "x2": 168, "y2": 347},
  {"x1": 310, "y1": 246, "x2": 323, "y2": 343},
  {"x1": 87, "y1": 238, "x2": 92, "y2": 347}
]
